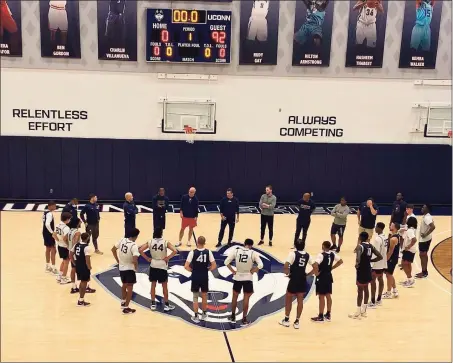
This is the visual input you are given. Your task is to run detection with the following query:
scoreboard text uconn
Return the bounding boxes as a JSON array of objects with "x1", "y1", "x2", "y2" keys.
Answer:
[{"x1": 146, "y1": 9, "x2": 232, "y2": 64}]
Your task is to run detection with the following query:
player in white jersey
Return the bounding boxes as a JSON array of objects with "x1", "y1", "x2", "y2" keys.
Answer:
[
  {"x1": 416, "y1": 204, "x2": 436, "y2": 279},
  {"x1": 54, "y1": 212, "x2": 72, "y2": 284},
  {"x1": 247, "y1": 0, "x2": 269, "y2": 42},
  {"x1": 353, "y1": 0, "x2": 384, "y2": 48},
  {"x1": 112, "y1": 227, "x2": 141, "y2": 314},
  {"x1": 369, "y1": 222, "x2": 387, "y2": 308},
  {"x1": 400, "y1": 217, "x2": 417, "y2": 288},
  {"x1": 138, "y1": 227, "x2": 177, "y2": 312},
  {"x1": 48, "y1": 0, "x2": 68, "y2": 46},
  {"x1": 224, "y1": 239, "x2": 263, "y2": 326}
]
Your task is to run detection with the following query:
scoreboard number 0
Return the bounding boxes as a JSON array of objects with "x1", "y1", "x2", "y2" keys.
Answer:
[
  {"x1": 173, "y1": 10, "x2": 199, "y2": 23},
  {"x1": 204, "y1": 48, "x2": 211, "y2": 58}
]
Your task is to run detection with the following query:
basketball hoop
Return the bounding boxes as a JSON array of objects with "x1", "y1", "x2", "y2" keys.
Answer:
[{"x1": 183, "y1": 125, "x2": 197, "y2": 144}]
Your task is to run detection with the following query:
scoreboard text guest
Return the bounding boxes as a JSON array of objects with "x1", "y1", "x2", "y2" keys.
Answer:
[{"x1": 146, "y1": 9, "x2": 232, "y2": 63}]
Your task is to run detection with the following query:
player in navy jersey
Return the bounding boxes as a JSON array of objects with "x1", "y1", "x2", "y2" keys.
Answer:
[
  {"x1": 279, "y1": 239, "x2": 315, "y2": 329},
  {"x1": 311, "y1": 241, "x2": 343, "y2": 323},
  {"x1": 184, "y1": 236, "x2": 217, "y2": 324},
  {"x1": 349, "y1": 232, "x2": 383, "y2": 319},
  {"x1": 71, "y1": 233, "x2": 93, "y2": 307},
  {"x1": 43, "y1": 201, "x2": 57, "y2": 274},
  {"x1": 383, "y1": 222, "x2": 401, "y2": 299}
]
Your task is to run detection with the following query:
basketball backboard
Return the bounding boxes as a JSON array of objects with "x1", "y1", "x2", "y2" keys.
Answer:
[
  {"x1": 424, "y1": 106, "x2": 452, "y2": 138},
  {"x1": 162, "y1": 100, "x2": 217, "y2": 134}
]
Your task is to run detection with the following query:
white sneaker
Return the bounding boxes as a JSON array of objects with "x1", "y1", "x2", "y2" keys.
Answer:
[
  {"x1": 293, "y1": 320, "x2": 300, "y2": 329},
  {"x1": 361, "y1": 311, "x2": 367, "y2": 318},
  {"x1": 175, "y1": 242, "x2": 182, "y2": 248},
  {"x1": 367, "y1": 302, "x2": 377, "y2": 309},
  {"x1": 164, "y1": 303, "x2": 175, "y2": 312},
  {"x1": 382, "y1": 292, "x2": 393, "y2": 299},
  {"x1": 201, "y1": 312, "x2": 207, "y2": 321},
  {"x1": 45, "y1": 266, "x2": 53, "y2": 273},
  {"x1": 187, "y1": 242, "x2": 192, "y2": 247},
  {"x1": 52, "y1": 269, "x2": 59, "y2": 275},
  {"x1": 376, "y1": 300, "x2": 383, "y2": 307},
  {"x1": 348, "y1": 312, "x2": 361, "y2": 320},
  {"x1": 279, "y1": 319, "x2": 290, "y2": 327},
  {"x1": 150, "y1": 303, "x2": 157, "y2": 311},
  {"x1": 393, "y1": 290, "x2": 399, "y2": 298},
  {"x1": 60, "y1": 277, "x2": 71, "y2": 285},
  {"x1": 403, "y1": 280, "x2": 415, "y2": 288},
  {"x1": 56, "y1": 275, "x2": 62, "y2": 282},
  {"x1": 191, "y1": 315, "x2": 200, "y2": 324}
]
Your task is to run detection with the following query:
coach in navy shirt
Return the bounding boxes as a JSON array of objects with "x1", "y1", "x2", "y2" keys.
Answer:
[
  {"x1": 294, "y1": 193, "x2": 316, "y2": 245},
  {"x1": 177, "y1": 187, "x2": 199, "y2": 248},
  {"x1": 62, "y1": 198, "x2": 80, "y2": 229},
  {"x1": 80, "y1": 194, "x2": 102, "y2": 254},
  {"x1": 390, "y1": 192, "x2": 407, "y2": 225},
  {"x1": 216, "y1": 188, "x2": 240, "y2": 247},
  {"x1": 357, "y1": 197, "x2": 379, "y2": 241},
  {"x1": 152, "y1": 188, "x2": 169, "y2": 231},
  {"x1": 123, "y1": 192, "x2": 138, "y2": 238}
]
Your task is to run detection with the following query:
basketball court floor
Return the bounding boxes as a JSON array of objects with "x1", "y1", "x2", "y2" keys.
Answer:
[{"x1": 1, "y1": 211, "x2": 451, "y2": 362}]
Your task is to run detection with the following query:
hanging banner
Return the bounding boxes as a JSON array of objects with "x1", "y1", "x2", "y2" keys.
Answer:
[
  {"x1": 97, "y1": 0, "x2": 137, "y2": 61},
  {"x1": 345, "y1": 0, "x2": 388, "y2": 68},
  {"x1": 0, "y1": 0, "x2": 22, "y2": 57},
  {"x1": 239, "y1": 0, "x2": 280, "y2": 65},
  {"x1": 399, "y1": 0, "x2": 443, "y2": 69},
  {"x1": 292, "y1": 0, "x2": 334, "y2": 66},
  {"x1": 39, "y1": 0, "x2": 81, "y2": 58}
]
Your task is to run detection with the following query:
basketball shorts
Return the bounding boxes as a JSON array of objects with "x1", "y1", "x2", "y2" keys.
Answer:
[
  {"x1": 402, "y1": 250, "x2": 415, "y2": 263},
  {"x1": 356, "y1": 21, "x2": 377, "y2": 47},
  {"x1": 356, "y1": 268, "x2": 372, "y2": 285},
  {"x1": 149, "y1": 267, "x2": 168, "y2": 283},
  {"x1": 191, "y1": 278, "x2": 209, "y2": 293},
  {"x1": 372, "y1": 268, "x2": 385, "y2": 275},
  {"x1": 419, "y1": 240, "x2": 432, "y2": 253},
  {"x1": 153, "y1": 214, "x2": 166, "y2": 230},
  {"x1": 105, "y1": 12, "x2": 125, "y2": 39},
  {"x1": 247, "y1": 16, "x2": 267, "y2": 42},
  {"x1": 287, "y1": 278, "x2": 307, "y2": 294},
  {"x1": 410, "y1": 24, "x2": 431, "y2": 51},
  {"x1": 76, "y1": 268, "x2": 90, "y2": 282},
  {"x1": 182, "y1": 217, "x2": 197, "y2": 229},
  {"x1": 316, "y1": 278, "x2": 333, "y2": 295},
  {"x1": 0, "y1": 3, "x2": 18, "y2": 33},
  {"x1": 233, "y1": 280, "x2": 254, "y2": 294},
  {"x1": 43, "y1": 233, "x2": 55, "y2": 247},
  {"x1": 330, "y1": 223, "x2": 346, "y2": 237},
  {"x1": 120, "y1": 270, "x2": 137, "y2": 284},
  {"x1": 385, "y1": 258, "x2": 398, "y2": 275},
  {"x1": 295, "y1": 23, "x2": 322, "y2": 45},
  {"x1": 48, "y1": 7, "x2": 68, "y2": 32},
  {"x1": 58, "y1": 246, "x2": 69, "y2": 260}
]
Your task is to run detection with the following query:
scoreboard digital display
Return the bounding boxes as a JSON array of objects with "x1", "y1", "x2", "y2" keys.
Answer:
[{"x1": 146, "y1": 9, "x2": 232, "y2": 63}]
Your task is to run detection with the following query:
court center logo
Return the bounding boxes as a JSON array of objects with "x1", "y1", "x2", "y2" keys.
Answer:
[{"x1": 95, "y1": 243, "x2": 315, "y2": 331}]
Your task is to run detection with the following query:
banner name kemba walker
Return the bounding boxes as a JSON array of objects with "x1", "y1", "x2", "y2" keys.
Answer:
[
  {"x1": 12, "y1": 109, "x2": 88, "y2": 132},
  {"x1": 280, "y1": 116, "x2": 343, "y2": 137}
]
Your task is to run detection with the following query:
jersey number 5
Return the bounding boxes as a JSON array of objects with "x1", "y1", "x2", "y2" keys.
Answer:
[
  {"x1": 121, "y1": 244, "x2": 128, "y2": 254},
  {"x1": 298, "y1": 258, "x2": 306, "y2": 267}
]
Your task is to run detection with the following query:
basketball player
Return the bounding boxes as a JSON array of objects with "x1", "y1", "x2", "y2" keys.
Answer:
[
  {"x1": 310, "y1": 241, "x2": 343, "y2": 323},
  {"x1": 111, "y1": 228, "x2": 141, "y2": 314},
  {"x1": 348, "y1": 232, "x2": 383, "y2": 319},
  {"x1": 43, "y1": 201, "x2": 57, "y2": 274},
  {"x1": 259, "y1": 185, "x2": 276, "y2": 246},
  {"x1": 247, "y1": 0, "x2": 269, "y2": 42},
  {"x1": 330, "y1": 197, "x2": 350, "y2": 252},
  {"x1": 390, "y1": 192, "x2": 407, "y2": 226},
  {"x1": 152, "y1": 188, "x2": 169, "y2": 232},
  {"x1": 138, "y1": 227, "x2": 177, "y2": 311},
  {"x1": 411, "y1": 0, "x2": 434, "y2": 52},
  {"x1": 105, "y1": 0, "x2": 126, "y2": 48},
  {"x1": 294, "y1": 193, "x2": 316, "y2": 245},
  {"x1": 48, "y1": 1, "x2": 68, "y2": 48},
  {"x1": 71, "y1": 233, "x2": 93, "y2": 307},
  {"x1": 224, "y1": 239, "x2": 263, "y2": 326},
  {"x1": 54, "y1": 212, "x2": 72, "y2": 284},
  {"x1": 184, "y1": 236, "x2": 217, "y2": 323},
  {"x1": 382, "y1": 222, "x2": 401, "y2": 299},
  {"x1": 123, "y1": 192, "x2": 138, "y2": 238},
  {"x1": 279, "y1": 239, "x2": 314, "y2": 329},
  {"x1": 400, "y1": 217, "x2": 417, "y2": 288},
  {"x1": 416, "y1": 204, "x2": 435, "y2": 278},
  {"x1": 353, "y1": 0, "x2": 384, "y2": 49},
  {"x1": 368, "y1": 222, "x2": 387, "y2": 308},
  {"x1": 0, "y1": 0, "x2": 18, "y2": 45},
  {"x1": 294, "y1": 0, "x2": 329, "y2": 47},
  {"x1": 177, "y1": 187, "x2": 199, "y2": 248}
]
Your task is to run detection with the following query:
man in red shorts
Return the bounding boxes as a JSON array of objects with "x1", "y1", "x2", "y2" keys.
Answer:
[{"x1": 176, "y1": 187, "x2": 199, "y2": 247}]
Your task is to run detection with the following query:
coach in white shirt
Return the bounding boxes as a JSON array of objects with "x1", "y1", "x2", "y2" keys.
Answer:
[{"x1": 416, "y1": 204, "x2": 436, "y2": 279}]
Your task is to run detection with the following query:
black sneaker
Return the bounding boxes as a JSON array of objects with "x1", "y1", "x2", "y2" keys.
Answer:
[
  {"x1": 311, "y1": 316, "x2": 324, "y2": 323},
  {"x1": 269, "y1": 241, "x2": 273, "y2": 247},
  {"x1": 121, "y1": 302, "x2": 127, "y2": 309},
  {"x1": 228, "y1": 315, "x2": 236, "y2": 324},
  {"x1": 86, "y1": 287, "x2": 96, "y2": 293},
  {"x1": 241, "y1": 319, "x2": 250, "y2": 326},
  {"x1": 77, "y1": 300, "x2": 90, "y2": 307},
  {"x1": 330, "y1": 244, "x2": 337, "y2": 251},
  {"x1": 258, "y1": 240, "x2": 264, "y2": 246},
  {"x1": 324, "y1": 314, "x2": 331, "y2": 322},
  {"x1": 215, "y1": 242, "x2": 222, "y2": 248},
  {"x1": 70, "y1": 287, "x2": 79, "y2": 294},
  {"x1": 336, "y1": 247, "x2": 341, "y2": 253},
  {"x1": 122, "y1": 307, "x2": 136, "y2": 315}
]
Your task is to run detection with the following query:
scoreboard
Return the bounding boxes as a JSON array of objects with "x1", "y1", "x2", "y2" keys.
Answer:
[{"x1": 146, "y1": 9, "x2": 232, "y2": 64}]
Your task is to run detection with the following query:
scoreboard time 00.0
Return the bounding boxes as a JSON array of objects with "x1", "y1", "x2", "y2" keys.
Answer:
[{"x1": 146, "y1": 8, "x2": 231, "y2": 63}]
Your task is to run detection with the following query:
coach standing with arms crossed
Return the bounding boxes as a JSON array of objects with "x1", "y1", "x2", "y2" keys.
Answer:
[
  {"x1": 216, "y1": 188, "x2": 240, "y2": 247},
  {"x1": 357, "y1": 197, "x2": 379, "y2": 241},
  {"x1": 62, "y1": 198, "x2": 80, "y2": 229},
  {"x1": 123, "y1": 192, "x2": 138, "y2": 237},
  {"x1": 177, "y1": 187, "x2": 199, "y2": 248},
  {"x1": 152, "y1": 188, "x2": 169, "y2": 232},
  {"x1": 259, "y1": 185, "x2": 277, "y2": 247},
  {"x1": 81, "y1": 194, "x2": 102, "y2": 254}
]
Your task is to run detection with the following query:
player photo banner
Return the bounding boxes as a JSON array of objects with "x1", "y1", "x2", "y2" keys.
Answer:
[
  {"x1": 292, "y1": 0, "x2": 334, "y2": 66},
  {"x1": 345, "y1": 0, "x2": 388, "y2": 68},
  {"x1": 97, "y1": 0, "x2": 137, "y2": 61},
  {"x1": 39, "y1": 0, "x2": 81, "y2": 58},
  {"x1": 239, "y1": 0, "x2": 280, "y2": 65},
  {"x1": 399, "y1": 0, "x2": 443, "y2": 69},
  {"x1": 0, "y1": 0, "x2": 22, "y2": 57}
]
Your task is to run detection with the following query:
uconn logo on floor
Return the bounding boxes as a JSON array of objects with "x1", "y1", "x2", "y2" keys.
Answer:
[{"x1": 95, "y1": 243, "x2": 315, "y2": 331}]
